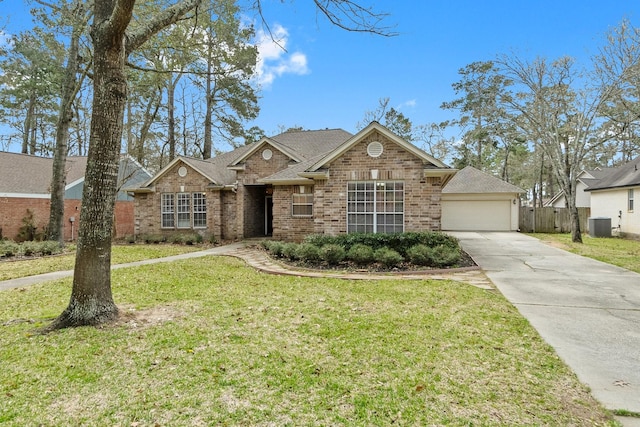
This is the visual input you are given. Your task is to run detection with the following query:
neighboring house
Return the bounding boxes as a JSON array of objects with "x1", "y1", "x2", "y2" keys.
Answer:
[
  {"x1": 0, "y1": 152, "x2": 151, "y2": 241},
  {"x1": 441, "y1": 166, "x2": 525, "y2": 231},
  {"x1": 585, "y1": 156, "x2": 640, "y2": 238},
  {"x1": 130, "y1": 122, "x2": 461, "y2": 242},
  {"x1": 545, "y1": 168, "x2": 615, "y2": 208}
]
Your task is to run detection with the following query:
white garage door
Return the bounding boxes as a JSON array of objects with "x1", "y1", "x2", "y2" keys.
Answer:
[{"x1": 442, "y1": 200, "x2": 511, "y2": 231}]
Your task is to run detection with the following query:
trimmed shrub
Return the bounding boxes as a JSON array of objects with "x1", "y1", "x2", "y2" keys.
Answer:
[
  {"x1": 143, "y1": 234, "x2": 165, "y2": 244},
  {"x1": 170, "y1": 234, "x2": 185, "y2": 244},
  {"x1": 41, "y1": 241, "x2": 63, "y2": 256},
  {"x1": 281, "y1": 242, "x2": 300, "y2": 260},
  {"x1": 320, "y1": 244, "x2": 346, "y2": 265},
  {"x1": 406, "y1": 244, "x2": 432, "y2": 266},
  {"x1": 296, "y1": 243, "x2": 321, "y2": 262},
  {"x1": 347, "y1": 244, "x2": 374, "y2": 265},
  {"x1": 267, "y1": 241, "x2": 284, "y2": 257},
  {"x1": 0, "y1": 241, "x2": 20, "y2": 257},
  {"x1": 430, "y1": 245, "x2": 461, "y2": 267},
  {"x1": 374, "y1": 247, "x2": 404, "y2": 268},
  {"x1": 304, "y1": 234, "x2": 336, "y2": 248},
  {"x1": 21, "y1": 241, "x2": 39, "y2": 257}
]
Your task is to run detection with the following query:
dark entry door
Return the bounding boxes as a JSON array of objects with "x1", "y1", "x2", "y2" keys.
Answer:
[{"x1": 265, "y1": 195, "x2": 273, "y2": 236}]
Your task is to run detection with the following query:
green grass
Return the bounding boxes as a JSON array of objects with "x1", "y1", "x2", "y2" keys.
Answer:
[
  {"x1": 0, "y1": 244, "x2": 204, "y2": 281},
  {"x1": 532, "y1": 233, "x2": 640, "y2": 273},
  {"x1": 0, "y1": 256, "x2": 616, "y2": 426}
]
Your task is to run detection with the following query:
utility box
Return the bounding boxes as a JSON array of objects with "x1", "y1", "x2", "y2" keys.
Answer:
[{"x1": 588, "y1": 217, "x2": 612, "y2": 238}]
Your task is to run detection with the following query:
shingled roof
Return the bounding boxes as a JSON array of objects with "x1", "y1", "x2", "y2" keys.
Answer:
[
  {"x1": 269, "y1": 128, "x2": 353, "y2": 159},
  {"x1": 584, "y1": 156, "x2": 640, "y2": 191},
  {"x1": 229, "y1": 128, "x2": 352, "y2": 167},
  {"x1": 443, "y1": 166, "x2": 525, "y2": 194},
  {"x1": 0, "y1": 152, "x2": 88, "y2": 195}
]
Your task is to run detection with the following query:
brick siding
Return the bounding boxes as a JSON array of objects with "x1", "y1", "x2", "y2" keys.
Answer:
[
  {"x1": 271, "y1": 130, "x2": 443, "y2": 241},
  {"x1": 0, "y1": 196, "x2": 134, "y2": 241},
  {"x1": 132, "y1": 161, "x2": 235, "y2": 242}
]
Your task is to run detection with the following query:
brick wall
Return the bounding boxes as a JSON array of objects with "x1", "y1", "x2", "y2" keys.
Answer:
[
  {"x1": 272, "y1": 185, "x2": 314, "y2": 242},
  {"x1": 0, "y1": 196, "x2": 134, "y2": 241},
  {"x1": 132, "y1": 161, "x2": 230, "y2": 241},
  {"x1": 272, "y1": 130, "x2": 444, "y2": 241}
]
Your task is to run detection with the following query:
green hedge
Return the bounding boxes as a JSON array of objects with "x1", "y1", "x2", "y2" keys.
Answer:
[
  {"x1": 304, "y1": 231, "x2": 459, "y2": 256},
  {"x1": 263, "y1": 232, "x2": 464, "y2": 269},
  {"x1": 0, "y1": 240, "x2": 63, "y2": 258}
]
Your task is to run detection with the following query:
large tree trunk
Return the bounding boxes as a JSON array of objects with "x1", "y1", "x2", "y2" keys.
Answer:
[{"x1": 48, "y1": 1, "x2": 133, "y2": 330}]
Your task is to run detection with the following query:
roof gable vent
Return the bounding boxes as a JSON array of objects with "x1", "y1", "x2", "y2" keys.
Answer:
[{"x1": 367, "y1": 141, "x2": 383, "y2": 158}]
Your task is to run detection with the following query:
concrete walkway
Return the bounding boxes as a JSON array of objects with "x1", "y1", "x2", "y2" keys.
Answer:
[
  {"x1": 0, "y1": 243, "x2": 246, "y2": 291},
  {"x1": 450, "y1": 232, "x2": 640, "y2": 422}
]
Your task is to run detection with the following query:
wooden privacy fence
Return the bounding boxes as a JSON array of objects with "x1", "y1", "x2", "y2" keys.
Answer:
[{"x1": 519, "y1": 207, "x2": 591, "y2": 233}]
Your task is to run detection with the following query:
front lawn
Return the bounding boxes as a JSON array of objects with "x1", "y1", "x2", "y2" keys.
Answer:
[
  {"x1": 0, "y1": 244, "x2": 204, "y2": 281},
  {"x1": 0, "y1": 256, "x2": 615, "y2": 426},
  {"x1": 532, "y1": 233, "x2": 640, "y2": 273}
]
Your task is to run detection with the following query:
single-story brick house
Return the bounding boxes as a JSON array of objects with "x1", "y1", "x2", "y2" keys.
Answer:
[
  {"x1": 585, "y1": 156, "x2": 640, "y2": 238},
  {"x1": 0, "y1": 152, "x2": 151, "y2": 241},
  {"x1": 129, "y1": 122, "x2": 522, "y2": 241}
]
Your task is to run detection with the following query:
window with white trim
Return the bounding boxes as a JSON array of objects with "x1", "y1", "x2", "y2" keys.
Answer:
[
  {"x1": 629, "y1": 189, "x2": 635, "y2": 212},
  {"x1": 176, "y1": 193, "x2": 191, "y2": 228},
  {"x1": 193, "y1": 193, "x2": 207, "y2": 228},
  {"x1": 292, "y1": 185, "x2": 313, "y2": 217},
  {"x1": 161, "y1": 193, "x2": 175, "y2": 228},
  {"x1": 162, "y1": 192, "x2": 207, "y2": 229},
  {"x1": 347, "y1": 181, "x2": 404, "y2": 233}
]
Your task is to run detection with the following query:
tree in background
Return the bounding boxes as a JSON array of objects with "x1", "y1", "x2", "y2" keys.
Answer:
[
  {"x1": 192, "y1": 0, "x2": 259, "y2": 158},
  {"x1": 47, "y1": 0, "x2": 92, "y2": 245},
  {"x1": 0, "y1": 28, "x2": 64, "y2": 154},
  {"x1": 497, "y1": 52, "x2": 637, "y2": 243},
  {"x1": 358, "y1": 97, "x2": 414, "y2": 141},
  {"x1": 595, "y1": 19, "x2": 640, "y2": 165},
  {"x1": 441, "y1": 61, "x2": 519, "y2": 175}
]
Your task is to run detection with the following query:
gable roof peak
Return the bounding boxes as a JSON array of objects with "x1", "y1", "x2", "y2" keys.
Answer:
[{"x1": 309, "y1": 121, "x2": 449, "y2": 171}]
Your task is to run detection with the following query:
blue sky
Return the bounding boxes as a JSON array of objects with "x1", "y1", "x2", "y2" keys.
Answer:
[
  {"x1": 2, "y1": 0, "x2": 640, "y2": 143},
  {"x1": 250, "y1": 0, "x2": 640, "y2": 136}
]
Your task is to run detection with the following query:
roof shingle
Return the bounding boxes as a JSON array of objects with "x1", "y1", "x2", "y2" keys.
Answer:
[
  {"x1": 0, "y1": 152, "x2": 87, "y2": 194},
  {"x1": 443, "y1": 166, "x2": 525, "y2": 194}
]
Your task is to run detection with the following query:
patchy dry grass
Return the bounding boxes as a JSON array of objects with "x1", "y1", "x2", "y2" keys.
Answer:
[
  {"x1": 0, "y1": 244, "x2": 204, "y2": 281},
  {"x1": 0, "y1": 256, "x2": 616, "y2": 426},
  {"x1": 532, "y1": 233, "x2": 640, "y2": 273}
]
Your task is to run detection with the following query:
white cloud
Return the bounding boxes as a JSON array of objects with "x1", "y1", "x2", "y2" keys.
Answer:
[
  {"x1": 254, "y1": 24, "x2": 309, "y2": 87},
  {"x1": 396, "y1": 99, "x2": 417, "y2": 110}
]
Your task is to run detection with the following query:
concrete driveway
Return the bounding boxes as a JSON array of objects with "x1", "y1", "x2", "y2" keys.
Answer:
[{"x1": 450, "y1": 232, "x2": 640, "y2": 415}]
